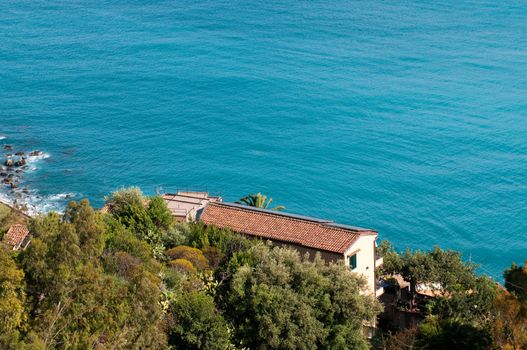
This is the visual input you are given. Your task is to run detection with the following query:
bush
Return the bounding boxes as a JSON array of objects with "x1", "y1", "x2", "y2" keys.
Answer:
[
  {"x1": 504, "y1": 261, "x2": 527, "y2": 302},
  {"x1": 201, "y1": 246, "x2": 225, "y2": 269},
  {"x1": 167, "y1": 291, "x2": 230, "y2": 350},
  {"x1": 104, "y1": 187, "x2": 145, "y2": 214},
  {"x1": 106, "y1": 226, "x2": 153, "y2": 262},
  {"x1": 169, "y1": 259, "x2": 197, "y2": 274},
  {"x1": 165, "y1": 246, "x2": 208, "y2": 270},
  {"x1": 416, "y1": 318, "x2": 493, "y2": 350},
  {"x1": 147, "y1": 196, "x2": 173, "y2": 232},
  {"x1": 222, "y1": 244, "x2": 381, "y2": 350},
  {"x1": 160, "y1": 226, "x2": 187, "y2": 249},
  {"x1": 186, "y1": 223, "x2": 234, "y2": 251}
]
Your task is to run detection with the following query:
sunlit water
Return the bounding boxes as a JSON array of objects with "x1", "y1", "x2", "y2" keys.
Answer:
[{"x1": 1, "y1": 0, "x2": 526, "y2": 281}]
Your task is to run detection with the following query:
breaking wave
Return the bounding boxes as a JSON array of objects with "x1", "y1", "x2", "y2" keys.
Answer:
[{"x1": 0, "y1": 150, "x2": 76, "y2": 216}]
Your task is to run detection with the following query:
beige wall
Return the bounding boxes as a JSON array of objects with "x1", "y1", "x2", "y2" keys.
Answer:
[
  {"x1": 274, "y1": 241, "x2": 344, "y2": 263},
  {"x1": 344, "y1": 234, "x2": 378, "y2": 296}
]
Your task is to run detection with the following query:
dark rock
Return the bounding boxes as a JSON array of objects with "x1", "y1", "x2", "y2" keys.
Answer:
[
  {"x1": 4, "y1": 145, "x2": 13, "y2": 150},
  {"x1": 7, "y1": 174, "x2": 14, "y2": 179},
  {"x1": 3, "y1": 178, "x2": 11, "y2": 184},
  {"x1": 29, "y1": 150, "x2": 43, "y2": 157},
  {"x1": 15, "y1": 151, "x2": 25, "y2": 156},
  {"x1": 0, "y1": 172, "x2": 7, "y2": 177},
  {"x1": 15, "y1": 169, "x2": 23, "y2": 173},
  {"x1": 15, "y1": 158, "x2": 26, "y2": 167},
  {"x1": 10, "y1": 182, "x2": 17, "y2": 189},
  {"x1": 6, "y1": 153, "x2": 12, "y2": 157},
  {"x1": 22, "y1": 188, "x2": 30, "y2": 194}
]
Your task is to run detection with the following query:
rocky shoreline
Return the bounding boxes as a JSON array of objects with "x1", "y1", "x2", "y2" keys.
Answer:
[{"x1": 1, "y1": 140, "x2": 46, "y2": 214}]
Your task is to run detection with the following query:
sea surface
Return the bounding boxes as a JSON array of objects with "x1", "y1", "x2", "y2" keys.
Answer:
[{"x1": 1, "y1": 0, "x2": 526, "y2": 281}]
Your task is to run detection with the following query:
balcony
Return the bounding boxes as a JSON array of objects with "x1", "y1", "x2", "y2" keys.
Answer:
[{"x1": 375, "y1": 255, "x2": 383, "y2": 268}]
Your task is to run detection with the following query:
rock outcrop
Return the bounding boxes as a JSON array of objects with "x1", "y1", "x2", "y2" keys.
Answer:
[
  {"x1": 15, "y1": 158, "x2": 27, "y2": 167},
  {"x1": 29, "y1": 150, "x2": 43, "y2": 157}
]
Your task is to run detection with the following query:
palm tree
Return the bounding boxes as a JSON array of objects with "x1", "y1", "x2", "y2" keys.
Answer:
[{"x1": 236, "y1": 193, "x2": 285, "y2": 211}]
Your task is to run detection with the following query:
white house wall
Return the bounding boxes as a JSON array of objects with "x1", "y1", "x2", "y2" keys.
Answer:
[{"x1": 344, "y1": 234, "x2": 377, "y2": 295}]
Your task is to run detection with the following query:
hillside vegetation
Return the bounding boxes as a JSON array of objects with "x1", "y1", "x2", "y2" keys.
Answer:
[
  {"x1": 0, "y1": 188, "x2": 379, "y2": 350},
  {"x1": 1, "y1": 188, "x2": 526, "y2": 350}
]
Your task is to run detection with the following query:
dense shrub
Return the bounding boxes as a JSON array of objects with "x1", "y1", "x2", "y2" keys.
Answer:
[
  {"x1": 147, "y1": 196, "x2": 174, "y2": 231},
  {"x1": 166, "y1": 246, "x2": 208, "y2": 270},
  {"x1": 160, "y1": 225, "x2": 187, "y2": 249},
  {"x1": 201, "y1": 246, "x2": 225, "y2": 269},
  {"x1": 169, "y1": 258, "x2": 197, "y2": 274},
  {"x1": 416, "y1": 319, "x2": 493, "y2": 350},
  {"x1": 504, "y1": 261, "x2": 527, "y2": 302},
  {"x1": 0, "y1": 248, "x2": 25, "y2": 349},
  {"x1": 104, "y1": 187, "x2": 144, "y2": 214},
  {"x1": 19, "y1": 201, "x2": 167, "y2": 349},
  {"x1": 167, "y1": 291, "x2": 230, "y2": 350},
  {"x1": 221, "y1": 244, "x2": 381, "y2": 350}
]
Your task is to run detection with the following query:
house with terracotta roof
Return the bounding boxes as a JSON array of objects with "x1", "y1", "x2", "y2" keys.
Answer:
[
  {"x1": 2, "y1": 223, "x2": 31, "y2": 250},
  {"x1": 200, "y1": 202, "x2": 384, "y2": 297}
]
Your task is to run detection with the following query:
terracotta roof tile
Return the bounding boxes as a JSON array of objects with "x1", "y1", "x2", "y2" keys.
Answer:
[
  {"x1": 200, "y1": 202, "x2": 376, "y2": 254},
  {"x1": 3, "y1": 224, "x2": 29, "y2": 248}
]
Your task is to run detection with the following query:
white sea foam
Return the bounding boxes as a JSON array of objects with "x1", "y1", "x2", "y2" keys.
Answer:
[
  {"x1": 0, "y1": 136, "x2": 6, "y2": 141},
  {"x1": 3, "y1": 190, "x2": 78, "y2": 217},
  {"x1": 0, "y1": 150, "x2": 70, "y2": 216},
  {"x1": 25, "y1": 152, "x2": 51, "y2": 162}
]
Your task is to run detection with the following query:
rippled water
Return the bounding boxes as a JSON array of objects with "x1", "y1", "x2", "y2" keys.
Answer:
[{"x1": 1, "y1": 0, "x2": 526, "y2": 280}]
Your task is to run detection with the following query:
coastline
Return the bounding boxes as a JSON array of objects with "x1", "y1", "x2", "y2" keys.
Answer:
[{"x1": 0, "y1": 197, "x2": 32, "y2": 219}]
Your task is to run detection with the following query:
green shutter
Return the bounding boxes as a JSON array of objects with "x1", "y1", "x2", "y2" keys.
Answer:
[{"x1": 349, "y1": 254, "x2": 357, "y2": 270}]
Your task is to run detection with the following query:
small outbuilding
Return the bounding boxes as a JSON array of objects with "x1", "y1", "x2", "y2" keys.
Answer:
[
  {"x1": 3, "y1": 223, "x2": 31, "y2": 250},
  {"x1": 162, "y1": 191, "x2": 222, "y2": 222}
]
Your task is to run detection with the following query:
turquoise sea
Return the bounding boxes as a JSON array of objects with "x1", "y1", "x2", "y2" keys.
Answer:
[{"x1": 1, "y1": 0, "x2": 526, "y2": 280}]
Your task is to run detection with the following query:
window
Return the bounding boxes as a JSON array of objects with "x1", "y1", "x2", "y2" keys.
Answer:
[{"x1": 349, "y1": 253, "x2": 357, "y2": 270}]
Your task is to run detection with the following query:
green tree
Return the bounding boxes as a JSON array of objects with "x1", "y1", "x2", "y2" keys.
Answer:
[
  {"x1": 381, "y1": 246, "x2": 480, "y2": 308},
  {"x1": 492, "y1": 291, "x2": 527, "y2": 350},
  {"x1": 222, "y1": 244, "x2": 380, "y2": 350},
  {"x1": 504, "y1": 261, "x2": 527, "y2": 302},
  {"x1": 63, "y1": 199, "x2": 105, "y2": 259},
  {"x1": 147, "y1": 195, "x2": 174, "y2": 232},
  {"x1": 416, "y1": 318, "x2": 492, "y2": 350},
  {"x1": 378, "y1": 243, "x2": 500, "y2": 349},
  {"x1": 20, "y1": 204, "x2": 168, "y2": 349},
  {"x1": 105, "y1": 189, "x2": 174, "y2": 258},
  {"x1": 236, "y1": 193, "x2": 285, "y2": 211},
  {"x1": 167, "y1": 291, "x2": 230, "y2": 350},
  {"x1": 104, "y1": 186, "x2": 145, "y2": 214},
  {"x1": 0, "y1": 248, "x2": 26, "y2": 349},
  {"x1": 428, "y1": 275, "x2": 496, "y2": 325}
]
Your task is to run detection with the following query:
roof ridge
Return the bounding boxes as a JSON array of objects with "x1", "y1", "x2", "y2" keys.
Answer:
[
  {"x1": 208, "y1": 202, "x2": 375, "y2": 232},
  {"x1": 209, "y1": 202, "x2": 334, "y2": 224}
]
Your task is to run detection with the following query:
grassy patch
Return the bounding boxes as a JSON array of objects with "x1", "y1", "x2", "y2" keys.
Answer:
[{"x1": 0, "y1": 201, "x2": 29, "y2": 239}]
